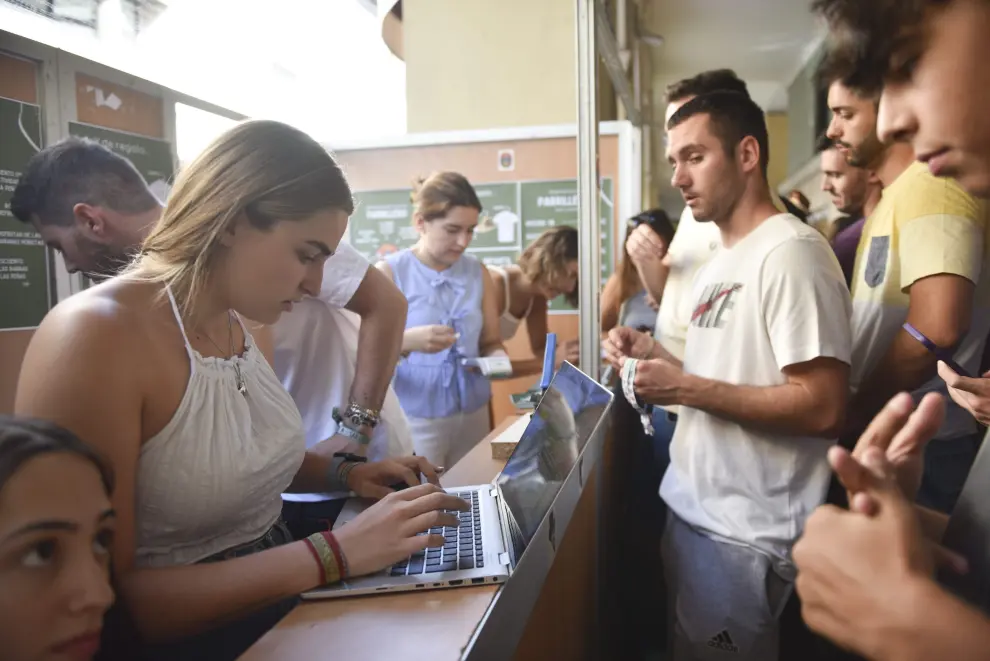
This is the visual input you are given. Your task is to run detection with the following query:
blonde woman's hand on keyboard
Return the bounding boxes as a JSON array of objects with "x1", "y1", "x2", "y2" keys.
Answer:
[
  {"x1": 335, "y1": 483, "x2": 469, "y2": 577},
  {"x1": 346, "y1": 456, "x2": 443, "y2": 500}
]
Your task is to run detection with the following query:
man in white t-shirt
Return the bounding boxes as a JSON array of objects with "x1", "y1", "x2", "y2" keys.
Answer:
[
  {"x1": 616, "y1": 71, "x2": 740, "y2": 488},
  {"x1": 275, "y1": 240, "x2": 414, "y2": 539},
  {"x1": 605, "y1": 91, "x2": 851, "y2": 660}
]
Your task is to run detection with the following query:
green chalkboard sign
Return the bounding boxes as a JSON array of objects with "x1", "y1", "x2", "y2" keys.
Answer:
[
  {"x1": 349, "y1": 188, "x2": 416, "y2": 261},
  {"x1": 0, "y1": 96, "x2": 51, "y2": 330},
  {"x1": 520, "y1": 178, "x2": 614, "y2": 311},
  {"x1": 68, "y1": 122, "x2": 174, "y2": 202},
  {"x1": 348, "y1": 178, "x2": 615, "y2": 312}
]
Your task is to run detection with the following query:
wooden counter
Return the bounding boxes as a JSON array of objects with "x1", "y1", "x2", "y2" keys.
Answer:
[{"x1": 240, "y1": 410, "x2": 610, "y2": 661}]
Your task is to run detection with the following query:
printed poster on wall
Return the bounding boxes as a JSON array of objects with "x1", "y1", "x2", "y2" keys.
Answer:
[
  {"x1": 0, "y1": 96, "x2": 50, "y2": 331},
  {"x1": 68, "y1": 121, "x2": 175, "y2": 203},
  {"x1": 348, "y1": 178, "x2": 615, "y2": 313},
  {"x1": 520, "y1": 178, "x2": 614, "y2": 311}
]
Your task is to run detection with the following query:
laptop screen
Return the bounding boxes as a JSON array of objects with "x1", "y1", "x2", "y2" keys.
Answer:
[{"x1": 495, "y1": 362, "x2": 613, "y2": 556}]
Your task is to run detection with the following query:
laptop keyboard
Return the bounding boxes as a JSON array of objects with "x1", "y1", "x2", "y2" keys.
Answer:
[{"x1": 390, "y1": 490, "x2": 484, "y2": 576}]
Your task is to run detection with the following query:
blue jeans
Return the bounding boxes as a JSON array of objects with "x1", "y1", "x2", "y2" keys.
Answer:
[{"x1": 917, "y1": 432, "x2": 983, "y2": 514}]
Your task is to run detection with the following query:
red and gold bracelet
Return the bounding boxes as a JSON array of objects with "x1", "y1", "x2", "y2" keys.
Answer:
[
  {"x1": 304, "y1": 532, "x2": 341, "y2": 585},
  {"x1": 302, "y1": 535, "x2": 326, "y2": 584},
  {"x1": 323, "y1": 531, "x2": 350, "y2": 580}
]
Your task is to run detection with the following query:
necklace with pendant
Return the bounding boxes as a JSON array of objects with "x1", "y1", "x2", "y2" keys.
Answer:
[{"x1": 200, "y1": 312, "x2": 248, "y2": 396}]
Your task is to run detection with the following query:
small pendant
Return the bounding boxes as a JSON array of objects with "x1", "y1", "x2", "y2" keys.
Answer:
[{"x1": 234, "y1": 364, "x2": 247, "y2": 396}]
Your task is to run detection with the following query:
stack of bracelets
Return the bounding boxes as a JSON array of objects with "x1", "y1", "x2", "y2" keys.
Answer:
[{"x1": 302, "y1": 530, "x2": 350, "y2": 585}]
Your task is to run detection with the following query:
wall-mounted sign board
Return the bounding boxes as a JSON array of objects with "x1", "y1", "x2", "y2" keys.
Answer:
[
  {"x1": 350, "y1": 177, "x2": 614, "y2": 312},
  {"x1": 0, "y1": 96, "x2": 49, "y2": 331}
]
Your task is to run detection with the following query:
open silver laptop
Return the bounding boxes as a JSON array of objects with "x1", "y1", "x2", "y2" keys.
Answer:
[{"x1": 302, "y1": 361, "x2": 613, "y2": 600}]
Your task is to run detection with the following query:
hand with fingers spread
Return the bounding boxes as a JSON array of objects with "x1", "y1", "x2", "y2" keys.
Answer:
[
  {"x1": 838, "y1": 391, "x2": 946, "y2": 507},
  {"x1": 938, "y1": 361, "x2": 990, "y2": 426},
  {"x1": 346, "y1": 456, "x2": 443, "y2": 500},
  {"x1": 793, "y1": 448, "x2": 962, "y2": 658},
  {"x1": 602, "y1": 326, "x2": 655, "y2": 369},
  {"x1": 403, "y1": 325, "x2": 457, "y2": 354},
  {"x1": 333, "y1": 483, "x2": 469, "y2": 578}
]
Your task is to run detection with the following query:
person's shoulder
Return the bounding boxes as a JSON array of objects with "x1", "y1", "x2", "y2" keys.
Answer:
[
  {"x1": 37, "y1": 278, "x2": 153, "y2": 353},
  {"x1": 761, "y1": 216, "x2": 837, "y2": 268},
  {"x1": 459, "y1": 252, "x2": 483, "y2": 271},
  {"x1": 892, "y1": 162, "x2": 986, "y2": 221}
]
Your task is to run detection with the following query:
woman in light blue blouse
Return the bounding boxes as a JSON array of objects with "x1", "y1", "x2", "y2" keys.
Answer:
[{"x1": 377, "y1": 172, "x2": 505, "y2": 468}]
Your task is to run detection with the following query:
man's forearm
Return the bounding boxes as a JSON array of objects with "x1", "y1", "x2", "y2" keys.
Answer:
[
  {"x1": 633, "y1": 259, "x2": 670, "y2": 302},
  {"x1": 680, "y1": 377, "x2": 841, "y2": 437},
  {"x1": 852, "y1": 334, "x2": 939, "y2": 429},
  {"x1": 878, "y1": 577, "x2": 990, "y2": 661},
  {"x1": 351, "y1": 305, "x2": 404, "y2": 411}
]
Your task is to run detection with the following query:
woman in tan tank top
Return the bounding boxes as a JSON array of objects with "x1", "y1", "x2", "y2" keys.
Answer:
[{"x1": 487, "y1": 226, "x2": 581, "y2": 376}]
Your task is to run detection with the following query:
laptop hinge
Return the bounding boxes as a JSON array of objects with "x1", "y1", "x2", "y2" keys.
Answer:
[
  {"x1": 489, "y1": 487, "x2": 498, "y2": 498},
  {"x1": 498, "y1": 552, "x2": 510, "y2": 566}
]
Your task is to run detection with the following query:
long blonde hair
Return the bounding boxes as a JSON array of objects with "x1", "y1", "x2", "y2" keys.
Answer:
[{"x1": 126, "y1": 119, "x2": 353, "y2": 319}]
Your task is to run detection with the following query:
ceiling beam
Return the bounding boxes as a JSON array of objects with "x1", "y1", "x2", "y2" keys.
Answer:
[{"x1": 594, "y1": 0, "x2": 640, "y2": 126}]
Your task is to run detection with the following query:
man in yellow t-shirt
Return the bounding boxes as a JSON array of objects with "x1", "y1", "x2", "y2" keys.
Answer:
[{"x1": 827, "y1": 77, "x2": 990, "y2": 513}]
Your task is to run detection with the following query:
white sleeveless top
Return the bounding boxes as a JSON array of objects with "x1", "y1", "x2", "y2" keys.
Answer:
[
  {"x1": 491, "y1": 267, "x2": 533, "y2": 341},
  {"x1": 134, "y1": 288, "x2": 306, "y2": 568}
]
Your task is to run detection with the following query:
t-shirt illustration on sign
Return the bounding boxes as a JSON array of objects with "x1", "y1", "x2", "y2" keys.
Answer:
[
  {"x1": 0, "y1": 97, "x2": 50, "y2": 330},
  {"x1": 349, "y1": 177, "x2": 615, "y2": 313}
]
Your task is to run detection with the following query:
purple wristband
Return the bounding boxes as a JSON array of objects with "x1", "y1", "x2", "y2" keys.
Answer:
[{"x1": 902, "y1": 323, "x2": 970, "y2": 377}]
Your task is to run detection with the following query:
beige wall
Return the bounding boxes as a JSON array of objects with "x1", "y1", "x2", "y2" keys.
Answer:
[
  {"x1": 766, "y1": 112, "x2": 789, "y2": 194},
  {"x1": 404, "y1": 0, "x2": 577, "y2": 132}
]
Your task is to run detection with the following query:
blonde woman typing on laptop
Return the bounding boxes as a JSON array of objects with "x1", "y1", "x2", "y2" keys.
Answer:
[
  {"x1": 14, "y1": 121, "x2": 467, "y2": 661},
  {"x1": 488, "y1": 225, "x2": 581, "y2": 374},
  {"x1": 378, "y1": 172, "x2": 506, "y2": 469}
]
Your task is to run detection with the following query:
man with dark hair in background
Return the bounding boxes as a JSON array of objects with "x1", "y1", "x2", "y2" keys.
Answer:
[
  {"x1": 10, "y1": 137, "x2": 162, "y2": 278},
  {"x1": 822, "y1": 60, "x2": 990, "y2": 516},
  {"x1": 817, "y1": 133, "x2": 882, "y2": 287},
  {"x1": 606, "y1": 90, "x2": 851, "y2": 660}
]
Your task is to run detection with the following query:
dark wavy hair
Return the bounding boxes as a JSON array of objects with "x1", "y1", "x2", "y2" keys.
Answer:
[{"x1": 812, "y1": 0, "x2": 945, "y2": 95}]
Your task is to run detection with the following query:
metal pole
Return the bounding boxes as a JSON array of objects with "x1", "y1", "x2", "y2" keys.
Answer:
[{"x1": 576, "y1": 0, "x2": 601, "y2": 381}]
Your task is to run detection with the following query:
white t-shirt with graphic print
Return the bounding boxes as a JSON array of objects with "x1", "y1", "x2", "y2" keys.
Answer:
[{"x1": 659, "y1": 214, "x2": 852, "y2": 574}]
